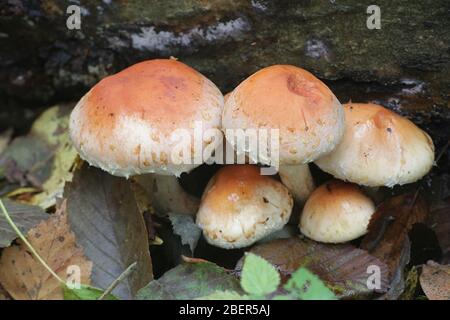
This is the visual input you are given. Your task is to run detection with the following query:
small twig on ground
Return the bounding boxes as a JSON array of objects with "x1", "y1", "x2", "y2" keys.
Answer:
[{"x1": 97, "y1": 262, "x2": 137, "y2": 300}]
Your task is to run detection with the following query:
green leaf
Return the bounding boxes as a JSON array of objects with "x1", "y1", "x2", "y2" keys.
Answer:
[
  {"x1": 284, "y1": 267, "x2": 337, "y2": 300},
  {"x1": 63, "y1": 285, "x2": 118, "y2": 300},
  {"x1": 137, "y1": 262, "x2": 242, "y2": 300},
  {"x1": 197, "y1": 290, "x2": 248, "y2": 300},
  {"x1": 272, "y1": 294, "x2": 294, "y2": 300},
  {"x1": 240, "y1": 253, "x2": 280, "y2": 296}
]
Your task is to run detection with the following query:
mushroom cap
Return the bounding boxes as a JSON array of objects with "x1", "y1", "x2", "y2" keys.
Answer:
[
  {"x1": 196, "y1": 165, "x2": 293, "y2": 249},
  {"x1": 315, "y1": 103, "x2": 435, "y2": 187},
  {"x1": 222, "y1": 65, "x2": 344, "y2": 165},
  {"x1": 69, "y1": 59, "x2": 224, "y2": 177},
  {"x1": 299, "y1": 180, "x2": 375, "y2": 243}
]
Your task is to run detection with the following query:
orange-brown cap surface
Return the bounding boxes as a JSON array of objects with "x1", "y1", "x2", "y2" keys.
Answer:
[
  {"x1": 299, "y1": 180, "x2": 375, "y2": 243},
  {"x1": 70, "y1": 59, "x2": 223, "y2": 177},
  {"x1": 315, "y1": 103, "x2": 435, "y2": 187},
  {"x1": 222, "y1": 65, "x2": 344, "y2": 165},
  {"x1": 196, "y1": 165, "x2": 293, "y2": 249}
]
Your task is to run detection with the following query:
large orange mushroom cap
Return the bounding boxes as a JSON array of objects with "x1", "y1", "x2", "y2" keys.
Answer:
[
  {"x1": 222, "y1": 65, "x2": 344, "y2": 165},
  {"x1": 85, "y1": 59, "x2": 207, "y2": 134},
  {"x1": 69, "y1": 59, "x2": 224, "y2": 177}
]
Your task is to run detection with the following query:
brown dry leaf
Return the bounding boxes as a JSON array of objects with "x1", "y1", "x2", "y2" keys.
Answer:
[
  {"x1": 419, "y1": 261, "x2": 450, "y2": 300},
  {"x1": 361, "y1": 193, "x2": 428, "y2": 277},
  {"x1": 0, "y1": 283, "x2": 11, "y2": 300},
  {"x1": 182, "y1": 256, "x2": 214, "y2": 265},
  {"x1": 130, "y1": 178, "x2": 155, "y2": 216},
  {"x1": 236, "y1": 237, "x2": 389, "y2": 299},
  {"x1": 0, "y1": 201, "x2": 92, "y2": 300}
]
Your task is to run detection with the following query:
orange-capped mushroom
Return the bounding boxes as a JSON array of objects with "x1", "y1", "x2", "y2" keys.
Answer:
[{"x1": 196, "y1": 165, "x2": 293, "y2": 249}]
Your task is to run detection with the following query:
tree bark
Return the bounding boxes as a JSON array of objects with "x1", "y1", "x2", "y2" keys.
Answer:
[{"x1": 1, "y1": 0, "x2": 449, "y2": 131}]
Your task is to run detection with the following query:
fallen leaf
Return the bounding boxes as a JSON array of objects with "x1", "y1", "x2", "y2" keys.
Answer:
[
  {"x1": 5, "y1": 187, "x2": 40, "y2": 198},
  {"x1": 64, "y1": 164, "x2": 153, "y2": 299},
  {"x1": 0, "y1": 180, "x2": 17, "y2": 198},
  {"x1": 419, "y1": 261, "x2": 450, "y2": 300},
  {"x1": 136, "y1": 261, "x2": 242, "y2": 300},
  {"x1": 0, "y1": 201, "x2": 92, "y2": 300},
  {"x1": 197, "y1": 290, "x2": 248, "y2": 300},
  {"x1": 130, "y1": 178, "x2": 165, "y2": 247},
  {"x1": 168, "y1": 212, "x2": 201, "y2": 254},
  {"x1": 63, "y1": 284, "x2": 118, "y2": 300},
  {"x1": 284, "y1": 267, "x2": 337, "y2": 300},
  {"x1": 0, "y1": 283, "x2": 10, "y2": 300},
  {"x1": 0, "y1": 105, "x2": 78, "y2": 209},
  {"x1": 236, "y1": 237, "x2": 389, "y2": 299},
  {"x1": 0, "y1": 128, "x2": 12, "y2": 156},
  {"x1": 361, "y1": 194, "x2": 428, "y2": 278},
  {"x1": 181, "y1": 256, "x2": 211, "y2": 264},
  {"x1": 29, "y1": 106, "x2": 78, "y2": 209},
  {"x1": 130, "y1": 178, "x2": 155, "y2": 216},
  {"x1": 0, "y1": 198, "x2": 49, "y2": 248},
  {"x1": 241, "y1": 253, "x2": 280, "y2": 296},
  {"x1": 381, "y1": 237, "x2": 411, "y2": 300},
  {"x1": 0, "y1": 135, "x2": 50, "y2": 187},
  {"x1": 130, "y1": 179, "x2": 157, "y2": 242}
]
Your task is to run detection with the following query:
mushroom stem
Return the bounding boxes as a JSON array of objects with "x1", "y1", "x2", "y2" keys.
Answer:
[
  {"x1": 134, "y1": 174, "x2": 200, "y2": 215},
  {"x1": 278, "y1": 164, "x2": 315, "y2": 203}
]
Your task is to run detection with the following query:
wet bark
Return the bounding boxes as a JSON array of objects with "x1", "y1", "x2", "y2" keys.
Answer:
[{"x1": 1, "y1": 0, "x2": 449, "y2": 130}]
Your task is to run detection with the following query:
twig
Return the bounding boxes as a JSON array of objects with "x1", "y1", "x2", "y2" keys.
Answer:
[{"x1": 98, "y1": 262, "x2": 137, "y2": 300}]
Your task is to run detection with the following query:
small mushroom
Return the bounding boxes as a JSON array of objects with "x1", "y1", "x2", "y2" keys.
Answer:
[
  {"x1": 299, "y1": 180, "x2": 375, "y2": 243},
  {"x1": 196, "y1": 165, "x2": 293, "y2": 249},
  {"x1": 222, "y1": 65, "x2": 345, "y2": 202},
  {"x1": 315, "y1": 103, "x2": 435, "y2": 187},
  {"x1": 69, "y1": 59, "x2": 224, "y2": 215}
]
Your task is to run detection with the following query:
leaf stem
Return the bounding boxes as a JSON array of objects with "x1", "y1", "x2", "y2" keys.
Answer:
[
  {"x1": 0, "y1": 199, "x2": 65, "y2": 285},
  {"x1": 97, "y1": 262, "x2": 137, "y2": 300}
]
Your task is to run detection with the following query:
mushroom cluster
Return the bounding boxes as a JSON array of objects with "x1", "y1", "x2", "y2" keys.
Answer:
[{"x1": 69, "y1": 59, "x2": 435, "y2": 249}]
